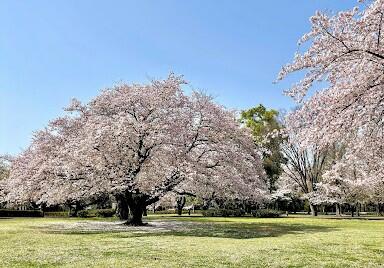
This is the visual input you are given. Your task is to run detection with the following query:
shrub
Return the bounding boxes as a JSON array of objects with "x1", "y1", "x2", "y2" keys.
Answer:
[
  {"x1": 77, "y1": 210, "x2": 89, "y2": 218},
  {"x1": 44, "y1": 211, "x2": 69, "y2": 218},
  {"x1": 202, "y1": 209, "x2": 215, "y2": 217},
  {"x1": 149, "y1": 209, "x2": 176, "y2": 215},
  {"x1": 202, "y1": 209, "x2": 245, "y2": 217},
  {"x1": 251, "y1": 209, "x2": 281, "y2": 218},
  {"x1": 233, "y1": 209, "x2": 245, "y2": 217},
  {"x1": 95, "y1": 209, "x2": 116, "y2": 218},
  {"x1": 0, "y1": 209, "x2": 44, "y2": 217}
]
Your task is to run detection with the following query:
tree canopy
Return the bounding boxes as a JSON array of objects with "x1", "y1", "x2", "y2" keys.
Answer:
[
  {"x1": 278, "y1": 0, "x2": 384, "y2": 212},
  {"x1": 3, "y1": 74, "x2": 267, "y2": 224}
]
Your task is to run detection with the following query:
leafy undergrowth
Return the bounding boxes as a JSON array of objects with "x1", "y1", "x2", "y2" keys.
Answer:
[{"x1": 0, "y1": 216, "x2": 383, "y2": 267}]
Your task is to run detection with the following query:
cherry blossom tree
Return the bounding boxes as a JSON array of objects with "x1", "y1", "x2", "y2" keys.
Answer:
[
  {"x1": 278, "y1": 0, "x2": 384, "y2": 211},
  {"x1": 4, "y1": 74, "x2": 267, "y2": 225},
  {"x1": 310, "y1": 161, "x2": 368, "y2": 216},
  {"x1": 3, "y1": 115, "x2": 96, "y2": 211},
  {"x1": 312, "y1": 133, "x2": 384, "y2": 215}
]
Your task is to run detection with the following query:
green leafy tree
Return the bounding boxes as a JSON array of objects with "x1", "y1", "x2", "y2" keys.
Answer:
[{"x1": 240, "y1": 105, "x2": 284, "y2": 192}]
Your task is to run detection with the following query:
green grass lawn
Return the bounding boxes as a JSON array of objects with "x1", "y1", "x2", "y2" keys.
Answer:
[{"x1": 0, "y1": 215, "x2": 383, "y2": 267}]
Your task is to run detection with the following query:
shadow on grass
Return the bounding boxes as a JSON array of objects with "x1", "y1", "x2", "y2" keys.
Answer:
[
  {"x1": 135, "y1": 222, "x2": 336, "y2": 239},
  {"x1": 39, "y1": 219, "x2": 338, "y2": 240}
]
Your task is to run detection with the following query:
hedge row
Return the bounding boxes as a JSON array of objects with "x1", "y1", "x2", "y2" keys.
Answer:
[
  {"x1": 0, "y1": 209, "x2": 44, "y2": 217},
  {"x1": 201, "y1": 209, "x2": 282, "y2": 218},
  {"x1": 251, "y1": 209, "x2": 282, "y2": 218},
  {"x1": 202, "y1": 209, "x2": 246, "y2": 217},
  {"x1": 77, "y1": 209, "x2": 116, "y2": 218},
  {"x1": 44, "y1": 211, "x2": 69, "y2": 218},
  {"x1": 149, "y1": 209, "x2": 198, "y2": 215}
]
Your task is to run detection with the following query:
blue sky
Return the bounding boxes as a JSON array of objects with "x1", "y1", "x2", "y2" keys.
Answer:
[{"x1": 0, "y1": 0, "x2": 355, "y2": 155}]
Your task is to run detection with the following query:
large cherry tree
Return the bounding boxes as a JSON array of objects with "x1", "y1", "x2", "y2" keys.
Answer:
[
  {"x1": 5, "y1": 74, "x2": 267, "y2": 224},
  {"x1": 278, "y1": 0, "x2": 384, "y2": 208}
]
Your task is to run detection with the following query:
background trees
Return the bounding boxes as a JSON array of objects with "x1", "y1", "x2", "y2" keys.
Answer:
[
  {"x1": 240, "y1": 105, "x2": 284, "y2": 193},
  {"x1": 280, "y1": 142, "x2": 329, "y2": 216},
  {"x1": 0, "y1": 156, "x2": 10, "y2": 181}
]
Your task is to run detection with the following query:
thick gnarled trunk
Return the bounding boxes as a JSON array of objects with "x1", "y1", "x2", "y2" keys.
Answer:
[
  {"x1": 115, "y1": 191, "x2": 160, "y2": 225},
  {"x1": 115, "y1": 194, "x2": 129, "y2": 220},
  {"x1": 125, "y1": 193, "x2": 148, "y2": 226},
  {"x1": 176, "y1": 195, "x2": 186, "y2": 216}
]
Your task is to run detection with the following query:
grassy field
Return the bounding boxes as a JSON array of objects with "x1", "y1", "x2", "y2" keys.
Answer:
[{"x1": 0, "y1": 215, "x2": 383, "y2": 267}]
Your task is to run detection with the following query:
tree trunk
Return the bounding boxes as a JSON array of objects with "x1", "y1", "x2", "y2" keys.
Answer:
[
  {"x1": 40, "y1": 203, "x2": 46, "y2": 217},
  {"x1": 378, "y1": 203, "x2": 384, "y2": 216},
  {"x1": 127, "y1": 204, "x2": 145, "y2": 225},
  {"x1": 176, "y1": 195, "x2": 186, "y2": 216},
  {"x1": 309, "y1": 203, "x2": 318, "y2": 216},
  {"x1": 115, "y1": 194, "x2": 129, "y2": 220},
  {"x1": 68, "y1": 201, "x2": 82, "y2": 217},
  {"x1": 335, "y1": 203, "x2": 341, "y2": 216},
  {"x1": 125, "y1": 193, "x2": 148, "y2": 226},
  {"x1": 356, "y1": 203, "x2": 360, "y2": 217},
  {"x1": 381, "y1": 203, "x2": 384, "y2": 216},
  {"x1": 376, "y1": 203, "x2": 380, "y2": 216},
  {"x1": 68, "y1": 205, "x2": 72, "y2": 217}
]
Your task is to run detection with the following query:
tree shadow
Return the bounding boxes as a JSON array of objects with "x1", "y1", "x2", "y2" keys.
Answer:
[
  {"x1": 39, "y1": 219, "x2": 338, "y2": 240},
  {"x1": 129, "y1": 221, "x2": 337, "y2": 239}
]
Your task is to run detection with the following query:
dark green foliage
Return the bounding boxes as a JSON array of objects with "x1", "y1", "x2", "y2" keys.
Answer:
[
  {"x1": 46, "y1": 209, "x2": 116, "y2": 218},
  {"x1": 67, "y1": 201, "x2": 85, "y2": 217},
  {"x1": 0, "y1": 209, "x2": 43, "y2": 217},
  {"x1": 149, "y1": 209, "x2": 198, "y2": 215},
  {"x1": 95, "y1": 209, "x2": 116, "y2": 218},
  {"x1": 90, "y1": 193, "x2": 112, "y2": 209},
  {"x1": 44, "y1": 211, "x2": 69, "y2": 218},
  {"x1": 202, "y1": 209, "x2": 245, "y2": 217},
  {"x1": 251, "y1": 209, "x2": 281, "y2": 218},
  {"x1": 240, "y1": 105, "x2": 281, "y2": 143},
  {"x1": 77, "y1": 210, "x2": 89, "y2": 218},
  {"x1": 148, "y1": 210, "x2": 172, "y2": 215}
]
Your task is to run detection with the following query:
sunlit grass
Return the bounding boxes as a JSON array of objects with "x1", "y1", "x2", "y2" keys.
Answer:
[{"x1": 0, "y1": 216, "x2": 383, "y2": 267}]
